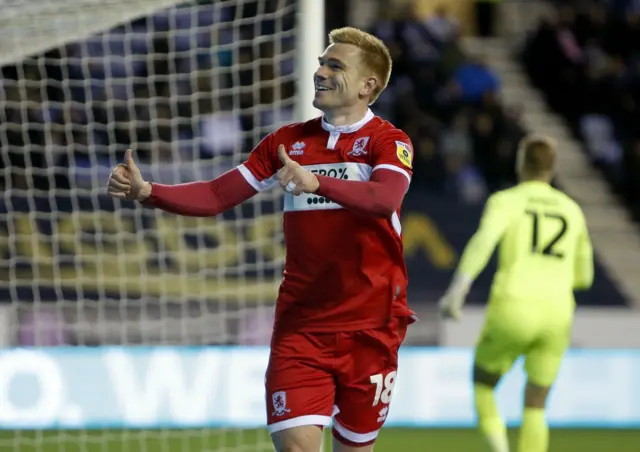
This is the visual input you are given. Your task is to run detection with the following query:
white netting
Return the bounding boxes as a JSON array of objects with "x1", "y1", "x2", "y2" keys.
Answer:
[{"x1": 0, "y1": 0, "x2": 299, "y2": 450}]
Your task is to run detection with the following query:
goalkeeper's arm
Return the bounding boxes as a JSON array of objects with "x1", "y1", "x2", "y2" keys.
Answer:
[
  {"x1": 573, "y1": 228, "x2": 594, "y2": 290},
  {"x1": 447, "y1": 194, "x2": 511, "y2": 296}
]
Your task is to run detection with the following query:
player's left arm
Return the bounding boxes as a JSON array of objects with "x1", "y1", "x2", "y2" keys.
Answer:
[
  {"x1": 573, "y1": 211, "x2": 594, "y2": 290},
  {"x1": 313, "y1": 129, "x2": 413, "y2": 217}
]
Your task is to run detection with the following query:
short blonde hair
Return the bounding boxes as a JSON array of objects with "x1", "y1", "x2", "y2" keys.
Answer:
[
  {"x1": 518, "y1": 135, "x2": 557, "y2": 176},
  {"x1": 328, "y1": 27, "x2": 392, "y2": 104}
]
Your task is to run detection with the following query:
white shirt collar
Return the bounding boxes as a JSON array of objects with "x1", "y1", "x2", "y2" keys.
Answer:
[{"x1": 321, "y1": 109, "x2": 375, "y2": 134}]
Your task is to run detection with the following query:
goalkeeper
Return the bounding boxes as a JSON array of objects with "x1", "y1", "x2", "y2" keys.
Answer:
[{"x1": 438, "y1": 135, "x2": 594, "y2": 452}]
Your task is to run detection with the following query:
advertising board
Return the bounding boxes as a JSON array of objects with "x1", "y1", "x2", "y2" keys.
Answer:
[{"x1": 1, "y1": 347, "x2": 637, "y2": 429}]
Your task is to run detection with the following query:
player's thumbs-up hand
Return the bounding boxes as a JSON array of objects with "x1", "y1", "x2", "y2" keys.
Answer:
[
  {"x1": 277, "y1": 144, "x2": 319, "y2": 195},
  {"x1": 107, "y1": 149, "x2": 152, "y2": 202}
]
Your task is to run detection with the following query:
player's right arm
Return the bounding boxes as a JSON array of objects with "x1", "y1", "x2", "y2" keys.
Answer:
[
  {"x1": 439, "y1": 192, "x2": 513, "y2": 319},
  {"x1": 107, "y1": 133, "x2": 280, "y2": 216},
  {"x1": 455, "y1": 192, "x2": 513, "y2": 282},
  {"x1": 573, "y1": 212, "x2": 594, "y2": 290}
]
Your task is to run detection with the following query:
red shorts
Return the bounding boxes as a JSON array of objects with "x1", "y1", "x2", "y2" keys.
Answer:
[{"x1": 265, "y1": 317, "x2": 408, "y2": 447}]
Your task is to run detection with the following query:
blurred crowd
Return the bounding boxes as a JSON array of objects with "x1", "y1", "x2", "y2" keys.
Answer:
[
  {"x1": 370, "y1": 5, "x2": 525, "y2": 202},
  {"x1": 522, "y1": 0, "x2": 640, "y2": 220},
  {"x1": 0, "y1": 0, "x2": 526, "y2": 205}
]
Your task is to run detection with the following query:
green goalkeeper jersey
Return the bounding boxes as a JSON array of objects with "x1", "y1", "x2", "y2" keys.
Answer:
[{"x1": 457, "y1": 181, "x2": 593, "y2": 305}]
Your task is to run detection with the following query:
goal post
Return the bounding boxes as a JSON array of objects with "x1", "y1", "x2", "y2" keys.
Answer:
[
  {"x1": 295, "y1": 2, "x2": 327, "y2": 448},
  {"x1": 295, "y1": 0, "x2": 325, "y2": 122},
  {"x1": 0, "y1": 0, "x2": 324, "y2": 451}
]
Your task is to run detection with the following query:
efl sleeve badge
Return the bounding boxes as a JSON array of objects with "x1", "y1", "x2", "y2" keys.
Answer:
[{"x1": 395, "y1": 141, "x2": 413, "y2": 168}]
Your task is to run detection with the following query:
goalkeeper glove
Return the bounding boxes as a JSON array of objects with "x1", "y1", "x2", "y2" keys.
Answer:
[
  {"x1": 438, "y1": 292, "x2": 465, "y2": 320},
  {"x1": 438, "y1": 272, "x2": 472, "y2": 321}
]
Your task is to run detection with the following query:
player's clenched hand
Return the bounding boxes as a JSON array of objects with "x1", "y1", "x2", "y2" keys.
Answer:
[
  {"x1": 438, "y1": 292, "x2": 465, "y2": 321},
  {"x1": 107, "y1": 149, "x2": 152, "y2": 202},
  {"x1": 277, "y1": 144, "x2": 319, "y2": 195}
]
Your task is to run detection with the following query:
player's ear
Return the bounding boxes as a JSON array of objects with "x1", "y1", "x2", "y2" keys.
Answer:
[{"x1": 360, "y1": 76, "x2": 378, "y2": 99}]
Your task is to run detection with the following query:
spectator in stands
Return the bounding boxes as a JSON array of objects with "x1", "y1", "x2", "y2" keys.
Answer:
[
  {"x1": 424, "y1": 5, "x2": 460, "y2": 43},
  {"x1": 447, "y1": 57, "x2": 501, "y2": 104},
  {"x1": 440, "y1": 111, "x2": 473, "y2": 176},
  {"x1": 522, "y1": 0, "x2": 640, "y2": 218},
  {"x1": 440, "y1": 111, "x2": 487, "y2": 203},
  {"x1": 367, "y1": 0, "x2": 526, "y2": 196},
  {"x1": 475, "y1": 0, "x2": 502, "y2": 37},
  {"x1": 436, "y1": 29, "x2": 467, "y2": 85}
]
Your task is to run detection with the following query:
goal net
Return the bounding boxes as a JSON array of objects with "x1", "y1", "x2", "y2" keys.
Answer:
[{"x1": 0, "y1": 0, "x2": 316, "y2": 450}]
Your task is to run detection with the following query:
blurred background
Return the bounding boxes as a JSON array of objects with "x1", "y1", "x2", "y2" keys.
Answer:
[{"x1": 0, "y1": 0, "x2": 639, "y2": 451}]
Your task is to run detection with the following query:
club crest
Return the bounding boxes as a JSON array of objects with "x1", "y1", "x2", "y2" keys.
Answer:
[
  {"x1": 271, "y1": 391, "x2": 291, "y2": 417},
  {"x1": 348, "y1": 137, "x2": 370, "y2": 156}
]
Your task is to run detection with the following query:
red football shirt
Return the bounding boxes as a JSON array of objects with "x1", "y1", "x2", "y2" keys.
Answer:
[{"x1": 239, "y1": 110, "x2": 416, "y2": 333}]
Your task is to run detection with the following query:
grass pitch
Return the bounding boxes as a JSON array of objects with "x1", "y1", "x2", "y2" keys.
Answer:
[{"x1": 2, "y1": 428, "x2": 640, "y2": 451}]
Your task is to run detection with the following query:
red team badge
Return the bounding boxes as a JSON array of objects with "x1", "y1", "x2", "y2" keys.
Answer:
[
  {"x1": 237, "y1": 109, "x2": 417, "y2": 446},
  {"x1": 348, "y1": 136, "x2": 370, "y2": 156},
  {"x1": 271, "y1": 391, "x2": 291, "y2": 417}
]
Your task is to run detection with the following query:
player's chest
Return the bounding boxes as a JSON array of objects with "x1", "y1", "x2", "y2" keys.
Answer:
[
  {"x1": 281, "y1": 133, "x2": 374, "y2": 212},
  {"x1": 283, "y1": 133, "x2": 373, "y2": 167}
]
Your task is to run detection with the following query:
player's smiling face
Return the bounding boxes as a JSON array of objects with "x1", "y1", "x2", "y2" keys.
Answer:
[{"x1": 313, "y1": 43, "x2": 376, "y2": 112}]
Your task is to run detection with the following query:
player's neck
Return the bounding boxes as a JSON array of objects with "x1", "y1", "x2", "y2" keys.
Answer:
[
  {"x1": 323, "y1": 105, "x2": 370, "y2": 128},
  {"x1": 520, "y1": 177, "x2": 550, "y2": 185}
]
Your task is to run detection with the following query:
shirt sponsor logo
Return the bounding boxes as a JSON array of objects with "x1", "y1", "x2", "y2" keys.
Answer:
[{"x1": 283, "y1": 162, "x2": 371, "y2": 212}]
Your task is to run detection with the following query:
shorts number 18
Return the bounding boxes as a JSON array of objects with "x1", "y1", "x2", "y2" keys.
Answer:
[{"x1": 370, "y1": 371, "x2": 397, "y2": 406}]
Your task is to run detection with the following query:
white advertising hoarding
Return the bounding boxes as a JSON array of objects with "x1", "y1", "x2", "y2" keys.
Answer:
[{"x1": 1, "y1": 346, "x2": 638, "y2": 429}]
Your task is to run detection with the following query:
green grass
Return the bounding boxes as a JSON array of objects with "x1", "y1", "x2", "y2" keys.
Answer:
[{"x1": 2, "y1": 428, "x2": 640, "y2": 452}]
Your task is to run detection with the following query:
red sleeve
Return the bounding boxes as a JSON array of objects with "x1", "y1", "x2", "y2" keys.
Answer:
[
  {"x1": 315, "y1": 169, "x2": 409, "y2": 218},
  {"x1": 143, "y1": 129, "x2": 288, "y2": 216},
  {"x1": 314, "y1": 127, "x2": 413, "y2": 218},
  {"x1": 370, "y1": 128, "x2": 414, "y2": 181},
  {"x1": 237, "y1": 131, "x2": 281, "y2": 192},
  {"x1": 143, "y1": 168, "x2": 256, "y2": 217}
]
